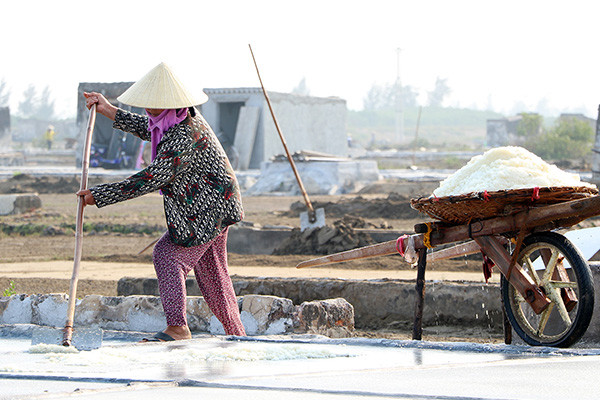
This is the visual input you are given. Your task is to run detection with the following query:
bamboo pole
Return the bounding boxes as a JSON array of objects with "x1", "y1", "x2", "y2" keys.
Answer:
[
  {"x1": 63, "y1": 104, "x2": 96, "y2": 346},
  {"x1": 248, "y1": 44, "x2": 316, "y2": 221}
]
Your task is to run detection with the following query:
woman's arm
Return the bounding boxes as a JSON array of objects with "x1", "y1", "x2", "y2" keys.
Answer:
[
  {"x1": 84, "y1": 91, "x2": 150, "y2": 140},
  {"x1": 112, "y1": 109, "x2": 151, "y2": 141},
  {"x1": 88, "y1": 127, "x2": 194, "y2": 207}
]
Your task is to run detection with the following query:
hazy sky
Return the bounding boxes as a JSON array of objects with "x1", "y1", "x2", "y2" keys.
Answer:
[{"x1": 2, "y1": 0, "x2": 599, "y2": 118}]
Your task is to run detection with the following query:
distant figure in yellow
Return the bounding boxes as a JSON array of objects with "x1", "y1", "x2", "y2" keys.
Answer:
[{"x1": 44, "y1": 125, "x2": 56, "y2": 150}]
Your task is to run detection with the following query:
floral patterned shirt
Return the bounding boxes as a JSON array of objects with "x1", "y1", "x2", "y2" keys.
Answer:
[{"x1": 89, "y1": 109, "x2": 243, "y2": 247}]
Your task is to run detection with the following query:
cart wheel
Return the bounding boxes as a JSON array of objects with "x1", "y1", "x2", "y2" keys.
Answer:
[{"x1": 501, "y1": 231, "x2": 594, "y2": 347}]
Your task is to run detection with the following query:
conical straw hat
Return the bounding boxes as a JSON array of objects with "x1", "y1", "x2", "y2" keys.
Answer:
[{"x1": 117, "y1": 62, "x2": 208, "y2": 108}]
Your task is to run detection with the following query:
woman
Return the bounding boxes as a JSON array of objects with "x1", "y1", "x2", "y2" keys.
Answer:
[{"x1": 79, "y1": 63, "x2": 246, "y2": 341}]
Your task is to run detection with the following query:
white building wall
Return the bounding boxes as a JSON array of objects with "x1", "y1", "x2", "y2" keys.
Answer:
[
  {"x1": 267, "y1": 92, "x2": 347, "y2": 157},
  {"x1": 203, "y1": 88, "x2": 348, "y2": 170}
]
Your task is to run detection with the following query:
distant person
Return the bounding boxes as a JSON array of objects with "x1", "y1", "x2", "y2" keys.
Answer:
[
  {"x1": 78, "y1": 62, "x2": 246, "y2": 342},
  {"x1": 44, "y1": 125, "x2": 56, "y2": 150}
]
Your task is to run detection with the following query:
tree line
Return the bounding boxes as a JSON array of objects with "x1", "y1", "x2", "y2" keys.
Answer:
[
  {"x1": 0, "y1": 79, "x2": 55, "y2": 120},
  {"x1": 363, "y1": 77, "x2": 451, "y2": 110},
  {"x1": 515, "y1": 113, "x2": 595, "y2": 160}
]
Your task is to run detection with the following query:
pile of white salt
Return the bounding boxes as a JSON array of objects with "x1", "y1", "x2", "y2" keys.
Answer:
[{"x1": 433, "y1": 146, "x2": 596, "y2": 197}]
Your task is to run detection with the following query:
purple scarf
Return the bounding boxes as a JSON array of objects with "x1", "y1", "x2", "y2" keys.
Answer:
[{"x1": 147, "y1": 108, "x2": 188, "y2": 161}]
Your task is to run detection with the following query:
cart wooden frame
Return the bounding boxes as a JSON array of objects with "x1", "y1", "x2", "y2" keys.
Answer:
[{"x1": 298, "y1": 194, "x2": 600, "y2": 347}]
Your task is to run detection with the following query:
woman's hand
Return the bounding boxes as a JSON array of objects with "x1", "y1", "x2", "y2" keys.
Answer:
[
  {"x1": 84, "y1": 92, "x2": 118, "y2": 121},
  {"x1": 76, "y1": 189, "x2": 96, "y2": 206}
]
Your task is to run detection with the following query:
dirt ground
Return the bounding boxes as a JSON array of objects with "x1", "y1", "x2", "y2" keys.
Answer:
[
  {"x1": 0, "y1": 190, "x2": 482, "y2": 274},
  {"x1": 0, "y1": 175, "x2": 512, "y2": 342}
]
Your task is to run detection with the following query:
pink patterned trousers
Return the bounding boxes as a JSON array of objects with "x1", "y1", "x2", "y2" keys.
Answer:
[{"x1": 152, "y1": 228, "x2": 246, "y2": 336}]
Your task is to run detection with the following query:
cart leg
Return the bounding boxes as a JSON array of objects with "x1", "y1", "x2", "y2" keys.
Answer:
[{"x1": 412, "y1": 247, "x2": 427, "y2": 340}]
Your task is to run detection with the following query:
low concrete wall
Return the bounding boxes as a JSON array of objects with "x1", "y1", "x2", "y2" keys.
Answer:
[
  {"x1": 0, "y1": 294, "x2": 354, "y2": 338},
  {"x1": 119, "y1": 264, "x2": 600, "y2": 343},
  {"x1": 228, "y1": 226, "x2": 292, "y2": 254},
  {"x1": 118, "y1": 276, "x2": 504, "y2": 332},
  {"x1": 227, "y1": 225, "x2": 406, "y2": 255}
]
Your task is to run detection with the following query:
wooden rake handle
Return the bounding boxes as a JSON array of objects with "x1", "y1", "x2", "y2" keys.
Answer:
[
  {"x1": 248, "y1": 44, "x2": 316, "y2": 220},
  {"x1": 63, "y1": 104, "x2": 96, "y2": 346}
]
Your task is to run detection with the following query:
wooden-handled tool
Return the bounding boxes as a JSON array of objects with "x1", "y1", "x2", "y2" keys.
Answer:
[
  {"x1": 249, "y1": 44, "x2": 326, "y2": 231},
  {"x1": 32, "y1": 104, "x2": 103, "y2": 350},
  {"x1": 63, "y1": 104, "x2": 96, "y2": 346}
]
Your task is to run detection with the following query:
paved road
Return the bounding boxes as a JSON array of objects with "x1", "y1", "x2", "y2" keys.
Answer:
[{"x1": 1, "y1": 335, "x2": 599, "y2": 399}]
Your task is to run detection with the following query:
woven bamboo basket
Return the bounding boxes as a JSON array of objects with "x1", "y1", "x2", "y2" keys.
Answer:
[{"x1": 410, "y1": 186, "x2": 598, "y2": 224}]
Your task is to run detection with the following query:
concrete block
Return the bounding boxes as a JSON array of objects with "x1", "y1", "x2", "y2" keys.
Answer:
[
  {"x1": 0, "y1": 294, "x2": 32, "y2": 324},
  {"x1": 241, "y1": 294, "x2": 295, "y2": 335},
  {"x1": 77, "y1": 295, "x2": 165, "y2": 332},
  {"x1": 295, "y1": 298, "x2": 354, "y2": 338},
  {"x1": 31, "y1": 294, "x2": 68, "y2": 327},
  {"x1": 0, "y1": 193, "x2": 42, "y2": 215},
  {"x1": 186, "y1": 297, "x2": 213, "y2": 332}
]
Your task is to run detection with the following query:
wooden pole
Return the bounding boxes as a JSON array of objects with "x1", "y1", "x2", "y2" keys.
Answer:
[
  {"x1": 248, "y1": 44, "x2": 316, "y2": 221},
  {"x1": 295, "y1": 238, "x2": 497, "y2": 269},
  {"x1": 296, "y1": 240, "x2": 399, "y2": 269},
  {"x1": 63, "y1": 104, "x2": 96, "y2": 346}
]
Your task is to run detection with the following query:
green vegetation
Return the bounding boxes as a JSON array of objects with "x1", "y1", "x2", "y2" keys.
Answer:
[
  {"x1": 516, "y1": 113, "x2": 543, "y2": 137},
  {"x1": 347, "y1": 104, "x2": 594, "y2": 163},
  {"x1": 0, "y1": 222, "x2": 164, "y2": 237},
  {"x1": 0, "y1": 223, "x2": 46, "y2": 236},
  {"x1": 514, "y1": 115, "x2": 595, "y2": 160},
  {"x1": 3, "y1": 281, "x2": 17, "y2": 297}
]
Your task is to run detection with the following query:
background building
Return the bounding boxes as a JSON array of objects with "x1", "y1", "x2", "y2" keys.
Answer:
[
  {"x1": 202, "y1": 88, "x2": 348, "y2": 170},
  {"x1": 77, "y1": 84, "x2": 348, "y2": 171},
  {"x1": 0, "y1": 107, "x2": 10, "y2": 147},
  {"x1": 77, "y1": 82, "x2": 145, "y2": 169}
]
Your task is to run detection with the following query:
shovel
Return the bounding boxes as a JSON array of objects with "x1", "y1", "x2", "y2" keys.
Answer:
[
  {"x1": 249, "y1": 44, "x2": 326, "y2": 231},
  {"x1": 32, "y1": 105, "x2": 103, "y2": 350}
]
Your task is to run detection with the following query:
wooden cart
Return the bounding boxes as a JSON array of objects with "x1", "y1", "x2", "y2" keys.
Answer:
[{"x1": 297, "y1": 188, "x2": 600, "y2": 348}]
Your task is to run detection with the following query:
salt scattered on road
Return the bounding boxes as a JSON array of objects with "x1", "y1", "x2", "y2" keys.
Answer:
[{"x1": 29, "y1": 344, "x2": 79, "y2": 354}]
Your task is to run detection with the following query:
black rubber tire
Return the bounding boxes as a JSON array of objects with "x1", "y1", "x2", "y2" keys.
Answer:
[{"x1": 501, "y1": 231, "x2": 594, "y2": 347}]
